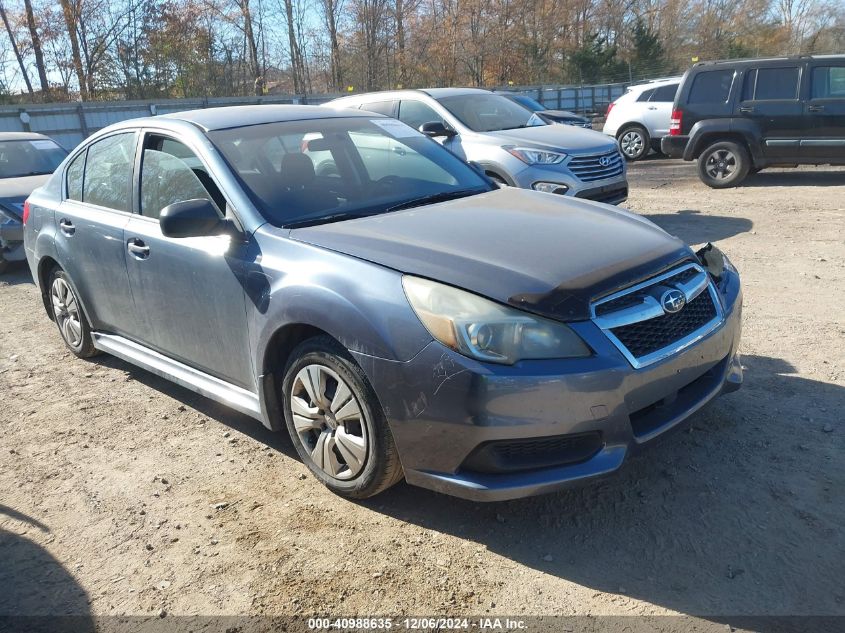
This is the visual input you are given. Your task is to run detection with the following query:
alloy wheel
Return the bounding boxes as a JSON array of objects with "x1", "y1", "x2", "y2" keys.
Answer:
[
  {"x1": 620, "y1": 130, "x2": 644, "y2": 158},
  {"x1": 704, "y1": 149, "x2": 737, "y2": 180},
  {"x1": 51, "y1": 277, "x2": 83, "y2": 349},
  {"x1": 290, "y1": 364, "x2": 369, "y2": 480}
]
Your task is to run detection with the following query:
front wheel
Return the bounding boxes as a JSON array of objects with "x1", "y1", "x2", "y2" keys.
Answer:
[
  {"x1": 697, "y1": 141, "x2": 750, "y2": 188},
  {"x1": 282, "y1": 336, "x2": 403, "y2": 499}
]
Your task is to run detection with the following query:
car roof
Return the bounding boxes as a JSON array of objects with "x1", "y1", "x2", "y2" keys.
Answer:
[
  {"x1": 419, "y1": 87, "x2": 493, "y2": 98},
  {"x1": 0, "y1": 131, "x2": 53, "y2": 142},
  {"x1": 692, "y1": 54, "x2": 844, "y2": 69},
  {"x1": 627, "y1": 77, "x2": 683, "y2": 91},
  {"x1": 157, "y1": 104, "x2": 374, "y2": 131},
  {"x1": 328, "y1": 87, "x2": 494, "y2": 104}
]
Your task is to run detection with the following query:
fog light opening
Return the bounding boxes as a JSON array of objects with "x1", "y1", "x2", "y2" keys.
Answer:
[{"x1": 532, "y1": 182, "x2": 569, "y2": 195}]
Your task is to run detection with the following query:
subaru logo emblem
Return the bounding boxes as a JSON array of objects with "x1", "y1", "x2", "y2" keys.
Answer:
[
  {"x1": 661, "y1": 289, "x2": 686, "y2": 314},
  {"x1": 599, "y1": 156, "x2": 612, "y2": 167}
]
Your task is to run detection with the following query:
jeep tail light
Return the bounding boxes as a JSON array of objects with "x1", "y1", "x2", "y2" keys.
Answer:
[
  {"x1": 22, "y1": 199, "x2": 30, "y2": 225},
  {"x1": 669, "y1": 109, "x2": 682, "y2": 135}
]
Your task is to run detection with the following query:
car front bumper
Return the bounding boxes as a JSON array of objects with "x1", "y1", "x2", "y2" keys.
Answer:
[
  {"x1": 510, "y1": 163, "x2": 628, "y2": 205},
  {"x1": 353, "y1": 271, "x2": 742, "y2": 501},
  {"x1": 661, "y1": 135, "x2": 690, "y2": 159}
]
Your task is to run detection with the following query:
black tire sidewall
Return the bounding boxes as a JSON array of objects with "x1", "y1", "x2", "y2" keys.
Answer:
[
  {"x1": 698, "y1": 141, "x2": 750, "y2": 188},
  {"x1": 619, "y1": 125, "x2": 650, "y2": 161},
  {"x1": 281, "y1": 338, "x2": 396, "y2": 498}
]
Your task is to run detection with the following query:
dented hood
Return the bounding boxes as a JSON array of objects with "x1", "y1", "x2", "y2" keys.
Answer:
[{"x1": 289, "y1": 188, "x2": 692, "y2": 321}]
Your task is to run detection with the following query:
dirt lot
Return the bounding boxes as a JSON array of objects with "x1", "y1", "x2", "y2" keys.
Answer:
[{"x1": 1, "y1": 160, "x2": 843, "y2": 629}]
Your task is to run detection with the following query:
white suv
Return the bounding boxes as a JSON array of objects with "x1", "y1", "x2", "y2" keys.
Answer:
[{"x1": 603, "y1": 77, "x2": 681, "y2": 161}]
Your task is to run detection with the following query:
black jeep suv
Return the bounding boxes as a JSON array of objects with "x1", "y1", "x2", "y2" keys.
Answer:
[{"x1": 662, "y1": 55, "x2": 845, "y2": 188}]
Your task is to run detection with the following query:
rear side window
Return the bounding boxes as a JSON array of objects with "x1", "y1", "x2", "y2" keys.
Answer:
[
  {"x1": 359, "y1": 100, "x2": 395, "y2": 116},
  {"x1": 636, "y1": 88, "x2": 655, "y2": 102},
  {"x1": 82, "y1": 133, "x2": 135, "y2": 212},
  {"x1": 688, "y1": 70, "x2": 735, "y2": 104},
  {"x1": 752, "y1": 67, "x2": 800, "y2": 100},
  {"x1": 811, "y1": 66, "x2": 845, "y2": 99},
  {"x1": 651, "y1": 84, "x2": 678, "y2": 102},
  {"x1": 66, "y1": 151, "x2": 85, "y2": 201}
]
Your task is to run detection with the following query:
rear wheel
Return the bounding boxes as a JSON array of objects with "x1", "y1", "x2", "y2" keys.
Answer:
[
  {"x1": 49, "y1": 268, "x2": 98, "y2": 358},
  {"x1": 618, "y1": 125, "x2": 650, "y2": 161},
  {"x1": 697, "y1": 141, "x2": 750, "y2": 188},
  {"x1": 282, "y1": 336, "x2": 403, "y2": 499}
]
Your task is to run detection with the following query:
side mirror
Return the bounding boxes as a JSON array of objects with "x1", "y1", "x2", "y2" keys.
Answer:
[
  {"x1": 419, "y1": 121, "x2": 457, "y2": 138},
  {"x1": 159, "y1": 198, "x2": 226, "y2": 238}
]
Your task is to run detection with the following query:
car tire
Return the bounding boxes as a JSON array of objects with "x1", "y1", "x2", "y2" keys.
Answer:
[
  {"x1": 618, "y1": 125, "x2": 650, "y2": 161},
  {"x1": 282, "y1": 336, "x2": 404, "y2": 499},
  {"x1": 48, "y1": 267, "x2": 98, "y2": 358},
  {"x1": 697, "y1": 141, "x2": 750, "y2": 188}
]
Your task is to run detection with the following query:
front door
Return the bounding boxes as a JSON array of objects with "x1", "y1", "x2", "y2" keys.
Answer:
[
  {"x1": 739, "y1": 65, "x2": 805, "y2": 162},
  {"x1": 124, "y1": 134, "x2": 255, "y2": 389},
  {"x1": 804, "y1": 62, "x2": 845, "y2": 162}
]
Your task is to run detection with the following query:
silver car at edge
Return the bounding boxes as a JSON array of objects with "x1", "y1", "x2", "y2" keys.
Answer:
[{"x1": 327, "y1": 88, "x2": 629, "y2": 205}]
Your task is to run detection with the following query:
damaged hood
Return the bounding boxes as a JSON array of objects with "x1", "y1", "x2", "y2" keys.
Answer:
[
  {"x1": 0, "y1": 174, "x2": 50, "y2": 217},
  {"x1": 289, "y1": 188, "x2": 693, "y2": 321}
]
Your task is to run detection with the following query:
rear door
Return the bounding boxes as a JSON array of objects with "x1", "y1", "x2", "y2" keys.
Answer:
[
  {"x1": 123, "y1": 132, "x2": 254, "y2": 388},
  {"x1": 738, "y1": 64, "x2": 804, "y2": 161},
  {"x1": 804, "y1": 61, "x2": 845, "y2": 162},
  {"x1": 642, "y1": 83, "x2": 678, "y2": 138},
  {"x1": 53, "y1": 132, "x2": 140, "y2": 336}
]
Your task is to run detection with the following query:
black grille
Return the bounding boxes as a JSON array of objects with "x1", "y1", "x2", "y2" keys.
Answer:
[
  {"x1": 568, "y1": 150, "x2": 624, "y2": 182},
  {"x1": 595, "y1": 266, "x2": 699, "y2": 317},
  {"x1": 610, "y1": 290, "x2": 717, "y2": 358},
  {"x1": 462, "y1": 432, "x2": 603, "y2": 474}
]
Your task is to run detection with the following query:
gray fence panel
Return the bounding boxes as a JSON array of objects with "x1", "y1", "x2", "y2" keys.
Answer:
[{"x1": 1, "y1": 81, "x2": 642, "y2": 148}]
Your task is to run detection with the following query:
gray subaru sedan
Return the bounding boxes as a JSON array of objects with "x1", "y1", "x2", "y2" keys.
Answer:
[{"x1": 23, "y1": 105, "x2": 742, "y2": 501}]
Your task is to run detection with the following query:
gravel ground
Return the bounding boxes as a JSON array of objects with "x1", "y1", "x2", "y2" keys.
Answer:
[{"x1": 1, "y1": 159, "x2": 843, "y2": 630}]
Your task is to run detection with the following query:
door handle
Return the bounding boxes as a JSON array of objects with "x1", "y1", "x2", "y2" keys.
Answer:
[
  {"x1": 808, "y1": 105, "x2": 824, "y2": 113},
  {"x1": 647, "y1": 106, "x2": 658, "y2": 110},
  {"x1": 127, "y1": 238, "x2": 150, "y2": 259},
  {"x1": 58, "y1": 218, "x2": 75, "y2": 235},
  {"x1": 392, "y1": 146, "x2": 407, "y2": 156},
  {"x1": 739, "y1": 106, "x2": 754, "y2": 114}
]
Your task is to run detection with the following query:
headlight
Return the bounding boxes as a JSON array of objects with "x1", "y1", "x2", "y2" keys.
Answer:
[
  {"x1": 504, "y1": 146, "x2": 567, "y2": 165},
  {"x1": 402, "y1": 276, "x2": 591, "y2": 364},
  {"x1": 532, "y1": 182, "x2": 569, "y2": 194}
]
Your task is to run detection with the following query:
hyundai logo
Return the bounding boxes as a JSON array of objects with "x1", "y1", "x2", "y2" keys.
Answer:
[
  {"x1": 661, "y1": 289, "x2": 686, "y2": 314},
  {"x1": 599, "y1": 156, "x2": 612, "y2": 167}
]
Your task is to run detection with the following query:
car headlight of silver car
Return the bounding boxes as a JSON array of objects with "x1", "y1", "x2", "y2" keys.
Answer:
[
  {"x1": 504, "y1": 146, "x2": 567, "y2": 165},
  {"x1": 402, "y1": 276, "x2": 591, "y2": 364}
]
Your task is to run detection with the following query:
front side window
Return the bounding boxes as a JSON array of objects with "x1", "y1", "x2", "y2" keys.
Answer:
[
  {"x1": 82, "y1": 133, "x2": 136, "y2": 212},
  {"x1": 688, "y1": 70, "x2": 735, "y2": 104},
  {"x1": 811, "y1": 66, "x2": 845, "y2": 99},
  {"x1": 140, "y1": 136, "x2": 223, "y2": 220},
  {"x1": 398, "y1": 100, "x2": 444, "y2": 130},
  {"x1": 436, "y1": 94, "x2": 545, "y2": 132},
  {"x1": 209, "y1": 117, "x2": 491, "y2": 228},
  {"x1": 0, "y1": 138, "x2": 67, "y2": 179}
]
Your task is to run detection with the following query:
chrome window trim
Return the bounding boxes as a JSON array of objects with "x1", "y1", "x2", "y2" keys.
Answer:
[{"x1": 591, "y1": 262, "x2": 725, "y2": 369}]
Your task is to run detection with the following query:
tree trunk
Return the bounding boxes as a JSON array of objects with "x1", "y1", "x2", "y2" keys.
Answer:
[
  {"x1": 395, "y1": 0, "x2": 405, "y2": 87},
  {"x1": 58, "y1": 0, "x2": 87, "y2": 100},
  {"x1": 0, "y1": 1, "x2": 34, "y2": 95},
  {"x1": 282, "y1": 0, "x2": 305, "y2": 94},
  {"x1": 22, "y1": 0, "x2": 48, "y2": 95}
]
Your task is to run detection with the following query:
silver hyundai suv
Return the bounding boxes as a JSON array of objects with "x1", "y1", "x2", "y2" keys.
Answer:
[{"x1": 327, "y1": 88, "x2": 628, "y2": 205}]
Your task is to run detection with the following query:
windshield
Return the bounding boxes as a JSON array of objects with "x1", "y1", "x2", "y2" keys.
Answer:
[
  {"x1": 437, "y1": 94, "x2": 547, "y2": 132},
  {"x1": 0, "y1": 139, "x2": 67, "y2": 178},
  {"x1": 511, "y1": 95, "x2": 545, "y2": 112},
  {"x1": 209, "y1": 117, "x2": 492, "y2": 227}
]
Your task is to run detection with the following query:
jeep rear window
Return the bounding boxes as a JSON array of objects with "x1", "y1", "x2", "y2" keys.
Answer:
[
  {"x1": 688, "y1": 70, "x2": 734, "y2": 104},
  {"x1": 751, "y1": 67, "x2": 800, "y2": 100}
]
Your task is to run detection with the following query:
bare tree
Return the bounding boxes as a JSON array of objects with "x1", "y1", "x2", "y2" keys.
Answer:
[{"x1": 0, "y1": 1, "x2": 34, "y2": 94}]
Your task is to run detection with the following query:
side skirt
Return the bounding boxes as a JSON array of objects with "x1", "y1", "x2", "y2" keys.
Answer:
[{"x1": 92, "y1": 332, "x2": 264, "y2": 423}]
